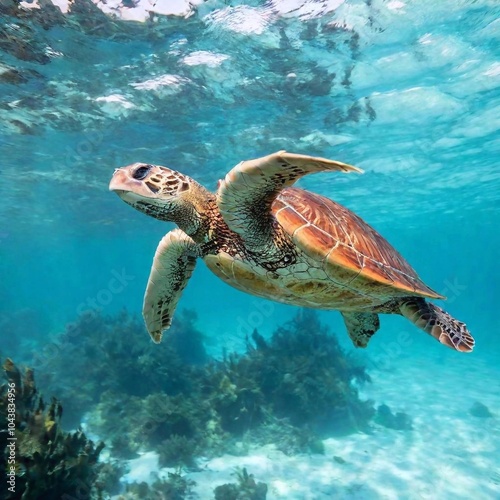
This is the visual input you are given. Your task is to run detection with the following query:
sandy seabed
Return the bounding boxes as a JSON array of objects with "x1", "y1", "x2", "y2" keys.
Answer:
[{"x1": 120, "y1": 351, "x2": 500, "y2": 499}]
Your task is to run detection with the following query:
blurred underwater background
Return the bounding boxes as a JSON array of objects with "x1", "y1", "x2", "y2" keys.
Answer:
[{"x1": 0, "y1": 0, "x2": 499, "y2": 498}]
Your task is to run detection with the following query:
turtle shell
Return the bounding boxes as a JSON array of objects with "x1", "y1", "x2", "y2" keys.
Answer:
[{"x1": 273, "y1": 187, "x2": 444, "y2": 299}]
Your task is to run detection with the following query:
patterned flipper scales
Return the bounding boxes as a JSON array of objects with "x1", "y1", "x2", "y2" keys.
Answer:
[
  {"x1": 400, "y1": 298, "x2": 475, "y2": 352},
  {"x1": 143, "y1": 229, "x2": 199, "y2": 343},
  {"x1": 342, "y1": 311, "x2": 381, "y2": 348}
]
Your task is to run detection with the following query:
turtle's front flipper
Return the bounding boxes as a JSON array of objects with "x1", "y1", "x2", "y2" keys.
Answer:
[
  {"x1": 400, "y1": 298, "x2": 475, "y2": 352},
  {"x1": 342, "y1": 311, "x2": 380, "y2": 348},
  {"x1": 143, "y1": 229, "x2": 199, "y2": 343},
  {"x1": 217, "y1": 151, "x2": 362, "y2": 246}
]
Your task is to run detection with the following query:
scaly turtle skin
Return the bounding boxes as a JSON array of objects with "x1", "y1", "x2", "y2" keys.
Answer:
[{"x1": 109, "y1": 151, "x2": 474, "y2": 352}]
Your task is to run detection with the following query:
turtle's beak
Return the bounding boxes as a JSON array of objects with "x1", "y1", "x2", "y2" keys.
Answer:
[
  {"x1": 109, "y1": 168, "x2": 129, "y2": 193},
  {"x1": 110, "y1": 164, "x2": 161, "y2": 205},
  {"x1": 109, "y1": 166, "x2": 145, "y2": 204}
]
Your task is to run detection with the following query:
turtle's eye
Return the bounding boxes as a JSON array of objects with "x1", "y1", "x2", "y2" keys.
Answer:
[{"x1": 133, "y1": 165, "x2": 152, "y2": 180}]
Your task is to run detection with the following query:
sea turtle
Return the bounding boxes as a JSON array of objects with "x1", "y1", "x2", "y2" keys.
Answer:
[{"x1": 109, "y1": 151, "x2": 474, "y2": 352}]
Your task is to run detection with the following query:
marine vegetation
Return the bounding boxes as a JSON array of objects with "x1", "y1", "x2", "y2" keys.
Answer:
[
  {"x1": 37, "y1": 308, "x2": 206, "y2": 429},
  {"x1": 0, "y1": 359, "x2": 106, "y2": 499},
  {"x1": 120, "y1": 471, "x2": 196, "y2": 500},
  {"x1": 93, "y1": 389, "x2": 219, "y2": 463},
  {"x1": 206, "y1": 310, "x2": 373, "y2": 438},
  {"x1": 214, "y1": 467, "x2": 268, "y2": 500},
  {"x1": 45, "y1": 307, "x2": 373, "y2": 465}
]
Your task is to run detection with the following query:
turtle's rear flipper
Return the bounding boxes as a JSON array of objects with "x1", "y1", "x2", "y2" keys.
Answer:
[
  {"x1": 342, "y1": 311, "x2": 380, "y2": 348},
  {"x1": 400, "y1": 298, "x2": 475, "y2": 352}
]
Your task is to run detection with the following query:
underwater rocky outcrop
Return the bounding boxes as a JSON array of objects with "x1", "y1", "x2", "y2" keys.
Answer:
[{"x1": 0, "y1": 358, "x2": 106, "y2": 499}]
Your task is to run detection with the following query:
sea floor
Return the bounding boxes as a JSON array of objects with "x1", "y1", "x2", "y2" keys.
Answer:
[{"x1": 118, "y1": 353, "x2": 500, "y2": 499}]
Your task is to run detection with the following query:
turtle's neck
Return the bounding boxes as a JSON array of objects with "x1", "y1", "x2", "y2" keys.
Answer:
[{"x1": 172, "y1": 182, "x2": 217, "y2": 243}]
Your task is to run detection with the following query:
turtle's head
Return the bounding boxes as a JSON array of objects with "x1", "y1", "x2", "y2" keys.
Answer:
[
  {"x1": 110, "y1": 162, "x2": 213, "y2": 237},
  {"x1": 110, "y1": 163, "x2": 190, "y2": 214}
]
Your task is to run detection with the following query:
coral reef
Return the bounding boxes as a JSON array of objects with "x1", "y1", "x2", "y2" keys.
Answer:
[
  {"x1": 83, "y1": 309, "x2": 373, "y2": 464},
  {"x1": 32, "y1": 308, "x2": 372, "y2": 470},
  {"x1": 374, "y1": 404, "x2": 413, "y2": 431},
  {"x1": 0, "y1": 358, "x2": 106, "y2": 499},
  {"x1": 93, "y1": 390, "x2": 218, "y2": 462},
  {"x1": 214, "y1": 467, "x2": 268, "y2": 500},
  {"x1": 37, "y1": 309, "x2": 206, "y2": 429},
  {"x1": 205, "y1": 310, "x2": 373, "y2": 437}
]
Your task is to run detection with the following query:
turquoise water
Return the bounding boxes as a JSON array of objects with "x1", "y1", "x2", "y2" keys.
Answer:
[{"x1": 1, "y1": 0, "x2": 499, "y2": 498}]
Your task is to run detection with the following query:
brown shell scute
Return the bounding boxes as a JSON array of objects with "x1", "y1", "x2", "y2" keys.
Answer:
[
  {"x1": 273, "y1": 187, "x2": 444, "y2": 299},
  {"x1": 292, "y1": 224, "x2": 337, "y2": 262}
]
